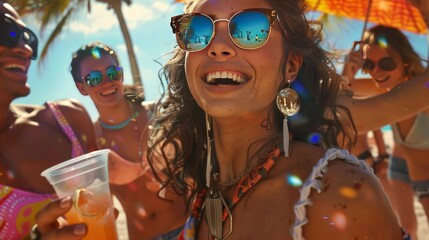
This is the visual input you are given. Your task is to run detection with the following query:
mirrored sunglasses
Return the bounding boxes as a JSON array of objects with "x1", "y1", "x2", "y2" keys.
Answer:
[
  {"x1": 170, "y1": 8, "x2": 278, "y2": 52},
  {"x1": 0, "y1": 13, "x2": 38, "y2": 60},
  {"x1": 362, "y1": 57, "x2": 397, "y2": 72},
  {"x1": 84, "y1": 66, "x2": 124, "y2": 87}
]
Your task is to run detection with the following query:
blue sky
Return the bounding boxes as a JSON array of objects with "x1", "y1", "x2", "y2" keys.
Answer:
[
  {"x1": 14, "y1": 2, "x2": 429, "y2": 121},
  {"x1": 15, "y1": 0, "x2": 183, "y2": 120}
]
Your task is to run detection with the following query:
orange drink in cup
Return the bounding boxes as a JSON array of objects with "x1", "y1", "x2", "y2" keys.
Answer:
[{"x1": 41, "y1": 149, "x2": 118, "y2": 240}]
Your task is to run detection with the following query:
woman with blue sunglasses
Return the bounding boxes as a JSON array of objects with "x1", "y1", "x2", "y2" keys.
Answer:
[
  {"x1": 69, "y1": 42, "x2": 188, "y2": 240},
  {"x1": 34, "y1": 0, "x2": 429, "y2": 239}
]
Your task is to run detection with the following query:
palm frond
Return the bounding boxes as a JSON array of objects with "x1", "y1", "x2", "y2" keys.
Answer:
[
  {"x1": 37, "y1": 0, "x2": 72, "y2": 32},
  {"x1": 5, "y1": 0, "x2": 47, "y2": 15},
  {"x1": 37, "y1": 6, "x2": 75, "y2": 68}
]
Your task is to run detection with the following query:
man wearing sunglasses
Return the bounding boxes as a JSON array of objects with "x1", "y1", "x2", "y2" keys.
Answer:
[{"x1": 0, "y1": 2, "x2": 100, "y2": 239}]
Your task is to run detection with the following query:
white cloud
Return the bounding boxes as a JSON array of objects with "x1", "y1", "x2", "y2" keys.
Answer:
[
  {"x1": 116, "y1": 43, "x2": 140, "y2": 55},
  {"x1": 152, "y1": 1, "x2": 171, "y2": 13},
  {"x1": 67, "y1": 0, "x2": 183, "y2": 34},
  {"x1": 69, "y1": 3, "x2": 117, "y2": 34},
  {"x1": 68, "y1": 2, "x2": 163, "y2": 34},
  {"x1": 122, "y1": 4, "x2": 155, "y2": 29}
]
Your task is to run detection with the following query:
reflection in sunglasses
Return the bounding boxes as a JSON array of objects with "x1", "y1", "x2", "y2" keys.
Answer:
[
  {"x1": 84, "y1": 66, "x2": 124, "y2": 87},
  {"x1": 171, "y1": 9, "x2": 277, "y2": 52}
]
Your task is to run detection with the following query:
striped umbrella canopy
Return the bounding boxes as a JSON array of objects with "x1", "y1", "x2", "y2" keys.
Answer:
[{"x1": 306, "y1": 0, "x2": 426, "y2": 35}]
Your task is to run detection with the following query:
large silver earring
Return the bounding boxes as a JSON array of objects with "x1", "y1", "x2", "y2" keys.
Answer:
[{"x1": 276, "y1": 80, "x2": 300, "y2": 157}]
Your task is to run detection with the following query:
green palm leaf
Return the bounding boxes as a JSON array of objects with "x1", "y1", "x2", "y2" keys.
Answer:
[{"x1": 38, "y1": 6, "x2": 75, "y2": 67}]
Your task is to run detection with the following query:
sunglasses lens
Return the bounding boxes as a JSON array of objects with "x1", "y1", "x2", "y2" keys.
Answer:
[
  {"x1": 362, "y1": 59, "x2": 375, "y2": 71},
  {"x1": 86, "y1": 72, "x2": 103, "y2": 87},
  {"x1": 106, "y1": 66, "x2": 123, "y2": 81},
  {"x1": 1, "y1": 14, "x2": 39, "y2": 60},
  {"x1": 175, "y1": 14, "x2": 213, "y2": 51},
  {"x1": 379, "y1": 57, "x2": 397, "y2": 71},
  {"x1": 22, "y1": 28, "x2": 38, "y2": 60},
  {"x1": 230, "y1": 11, "x2": 271, "y2": 49},
  {"x1": 0, "y1": 15, "x2": 20, "y2": 47}
]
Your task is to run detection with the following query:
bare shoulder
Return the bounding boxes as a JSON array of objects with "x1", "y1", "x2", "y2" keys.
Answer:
[
  {"x1": 45, "y1": 99, "x2": 97, "y2": 151},
  {"x1": 50, "y1": 98, "x2": 87, "y2": 112},
  {"x1": 304, "y1": 157, "x2": 402, "y2": 239},
  {"x1": 43, "y1": 98, "x2": 93, "y2": 128}
]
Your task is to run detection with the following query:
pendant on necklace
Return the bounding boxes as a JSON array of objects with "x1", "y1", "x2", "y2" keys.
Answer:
[{"x1": 204, "y1": 173, "x2": 233, "y2": 240}]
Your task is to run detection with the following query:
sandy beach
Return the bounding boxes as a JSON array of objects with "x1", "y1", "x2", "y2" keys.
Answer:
[{"x1": 416, "y1": 199, "x2": 429, "y2": 240}]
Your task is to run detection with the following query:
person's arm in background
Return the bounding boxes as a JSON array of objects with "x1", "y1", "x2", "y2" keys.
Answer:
[{"x1": 338, "y1": 0, "x2": 429, "y2": 134}]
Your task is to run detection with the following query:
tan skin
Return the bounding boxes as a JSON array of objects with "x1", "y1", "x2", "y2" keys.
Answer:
[
  {"x1": 343, "y1": 40, "x2": 420, "y2": 238},
  {"x1": 36, "y1": 0, "x2": 426, "y2": 238},
  {"x1": 339, "y1": 3, "x2": 429, "y2": 135},
  {"x1": 0, "y1": 3, "x2": 98, "y2": 194},
  {"x1": 186, "y1": 0, "x2": 401, "y2": 239},
  {"x1": 342, "y1": 14, "x2": 429, "y2": 233},
  {"x1": 75, "y1": 53, "x2": 188, "y2": 239}
]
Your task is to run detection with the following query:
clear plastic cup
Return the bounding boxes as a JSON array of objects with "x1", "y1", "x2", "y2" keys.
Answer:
[{"x1": 41, "y1": 149, "x2": 118, "y2": 240}]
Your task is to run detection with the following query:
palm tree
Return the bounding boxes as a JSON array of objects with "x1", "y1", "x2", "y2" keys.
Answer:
[{"x1": 6, "y1": 0, "x2": 143, "y2": 94}]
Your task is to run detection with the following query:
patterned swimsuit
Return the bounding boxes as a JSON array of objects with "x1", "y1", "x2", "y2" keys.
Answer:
[{"x1": 0, "y1": 102, "x2": 84, "y2": 239}]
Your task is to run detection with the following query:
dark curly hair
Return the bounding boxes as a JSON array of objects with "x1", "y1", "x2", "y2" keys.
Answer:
[{"x1": 148, "y1": 0, "x2": 356, "y2": 209}]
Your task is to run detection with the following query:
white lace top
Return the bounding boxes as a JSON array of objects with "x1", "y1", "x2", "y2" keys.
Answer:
[{"x1": 290, "y1": 148, "x2": 372, "y2": 240}]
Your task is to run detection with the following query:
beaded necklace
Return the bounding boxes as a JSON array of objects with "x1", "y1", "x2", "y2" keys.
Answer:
[
  {"x1": 98, "y1": 103, "x2": 140, "y2": 130},
  {"x1": 98, "y1": 117, "x2": 132, "y2": 130},
  {"x1": 178, "y1": 146, "x2": 281, "y2": 240},
  {"x1": 98, "y1": 101, "x2": 142, "y2": 159}
]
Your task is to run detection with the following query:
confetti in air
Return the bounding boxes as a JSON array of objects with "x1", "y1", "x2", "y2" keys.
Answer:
[
  {"x1": 339, "y1": 187, "x2": 358, "y2": 198},
  {"x1": 91, "y1": 48, "x2": 101, "y2": 59},
  {"x1": 331, "y1": 212, "x2": 347, "y2": 230},
  {"x1": 286, "y1": 174, "x2": 303, "y2": 187},
  {"x1": 307, "y1": 132, "x2": 321, "y2": 144},
  {"x1": 377, "y1": 36, "x2": 388, "y2": 49}
]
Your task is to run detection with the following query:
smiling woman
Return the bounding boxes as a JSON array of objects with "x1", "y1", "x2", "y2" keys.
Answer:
[
  {"x1": 69, "y1": 41, "x2": 189, "y2": 240},
  {"x1": 342, "y1": 23, "x2": 429, "y2": 239},
  {"x1": 147, "y1": 0, "x2": 409, "y2": 239},
  {"x1": 33, "y1": 0, "x2": 429, "y2": 239}
]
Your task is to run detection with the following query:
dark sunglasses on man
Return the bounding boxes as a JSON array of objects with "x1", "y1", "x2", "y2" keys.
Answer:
[{"x1": 0, "y1": 13, "x2": 38, "y2": 60}]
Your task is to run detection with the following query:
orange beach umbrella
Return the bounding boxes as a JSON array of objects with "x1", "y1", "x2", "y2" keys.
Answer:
[
  {"x1": 173, "y1": 0, "x2": 426, "y2": 34},
  {"x1": 306, "y1": 0, "x2": 427, "y2": 34}
]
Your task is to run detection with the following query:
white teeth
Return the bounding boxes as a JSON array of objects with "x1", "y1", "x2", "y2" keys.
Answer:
[
  {"x1": 206, "y1": 71, "x2": 246, "y2": 84},
  {"x1": 207, "y1": 74, "x2": 214, "y2": 83},
  {"x1": 4, "y1": 64, "x2": 26, "y2": 72},
  {"x1": 101, "y1": 89, "x2": 116, "y2": 95}
]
